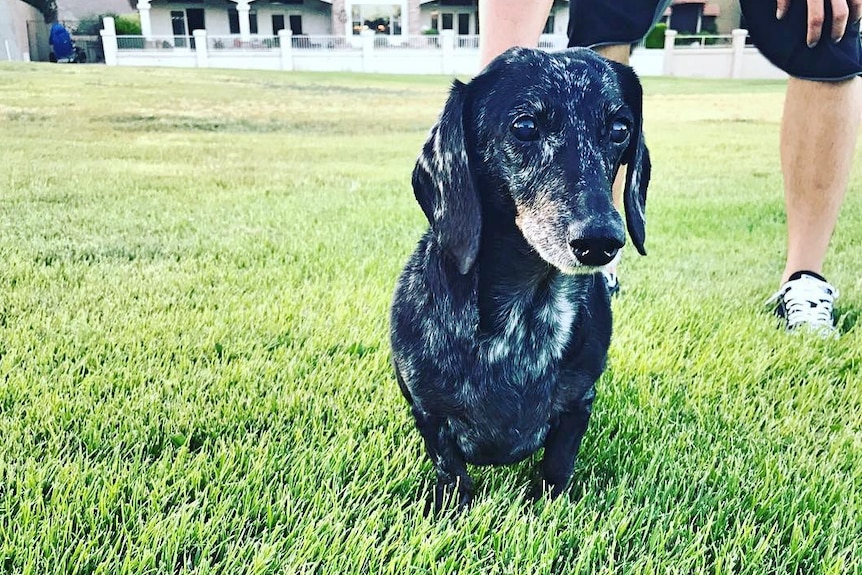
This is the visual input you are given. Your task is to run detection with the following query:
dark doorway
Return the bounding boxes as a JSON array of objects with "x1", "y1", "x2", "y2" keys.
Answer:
[
  {"x1": 171, "y1": 10, "x2": 187, "y2": 47},
  {"x1": 289, "y1": 14, "x2": 303, "y2": 35},
  {"x1": 457, "y1": 13, "x2": 470, "y2": 35},
  {"x1": 187, "y1": 8, "x2": 205, "y2": 48}
]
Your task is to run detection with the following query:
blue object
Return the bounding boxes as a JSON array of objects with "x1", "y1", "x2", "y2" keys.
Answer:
[{"x1": 49, "y1": 23, "x2": 73, "y2": 60}]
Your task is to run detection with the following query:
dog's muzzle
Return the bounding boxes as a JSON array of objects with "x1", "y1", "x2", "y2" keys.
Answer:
[{"x1": 568, "y1": 237, "x2": 624, "y2": 267}]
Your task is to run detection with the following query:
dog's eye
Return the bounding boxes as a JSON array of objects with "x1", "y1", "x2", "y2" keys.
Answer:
[
  {"x1": 511, "y1": 116, "x2": 539, "y2": 142},
  {"x1": 610, "y1": 119, "x2": 631, "y2": 145}
]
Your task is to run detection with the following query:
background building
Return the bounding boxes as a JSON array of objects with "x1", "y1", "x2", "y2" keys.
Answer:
[{"x1": 136, "y1": 0, "x2": 736, "y2": 43}]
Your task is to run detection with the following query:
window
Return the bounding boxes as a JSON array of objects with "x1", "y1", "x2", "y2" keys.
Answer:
[
  {"x1": 543, "y1": 14, "x2": 555, "y2": 34},
  {"x1": 228, "y1": 7, "x2": 258, "y2": 34},
  {"x1": 441, "y1": 13, "x2": 453, "y2": 30},
  {"x1": 274, "y1": 15, "x2": 307, "y2": 41}
]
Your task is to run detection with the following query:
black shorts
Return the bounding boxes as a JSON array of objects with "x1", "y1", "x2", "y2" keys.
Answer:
[{"x1": 567, "y1": 0, "x2": 862, "y2": 81}]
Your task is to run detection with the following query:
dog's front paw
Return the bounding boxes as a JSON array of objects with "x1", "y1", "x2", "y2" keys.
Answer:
[
  {"x1": 424, "y1": 479, "x2": 473, "y2": 516},
  {"x1": 529, "y1": 478, "x2": 569, "y2": 502}
]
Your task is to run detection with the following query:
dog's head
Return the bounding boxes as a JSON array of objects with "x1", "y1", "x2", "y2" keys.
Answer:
[{"x1": 412, "y1": 47, "x2": 650, "y2": 275}]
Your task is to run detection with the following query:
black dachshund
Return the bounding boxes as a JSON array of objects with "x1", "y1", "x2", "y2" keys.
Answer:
[{"x1": 390, "y1": 47, "x2": 650, "y2": 511}]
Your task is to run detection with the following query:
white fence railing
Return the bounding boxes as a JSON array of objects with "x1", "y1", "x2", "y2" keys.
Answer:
[
  {"x1": 659, "y1": 28, "x2": 785, "y2": 79},
  {"x1": 207, "y1": 35, "x2": 280, "y2": 51},
  {"x1": 291, "y1": 35, "x2": 358, "y2": 50},
  {"x1": 537, "y1": 34, "x2": 569, "y2": 50},
  {"x1": 456, "y1": 35, "x2": 479, "y2": 49},
  {"x1": 104, "y1": 26, "x2": 480, "y2": 74},
  {"x1": 100, "y1": 18, "x2": 787, "y2": 80},
  {"x1": 673, "y1": 33, "x2": 735, "y2": 49},
  {"x1": 373, "y1": 35, "x2": 442, "y2": 50},
  {"x1": 117, "y1": 35, "x2": 194, "y2": 50}
]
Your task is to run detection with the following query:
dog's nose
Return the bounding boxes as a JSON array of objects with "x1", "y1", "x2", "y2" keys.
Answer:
[{"x1": 569, "y1": 237, "x2": 624, "y2": 267}]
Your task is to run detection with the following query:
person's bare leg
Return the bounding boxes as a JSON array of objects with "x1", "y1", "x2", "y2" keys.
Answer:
[
  {"x1": 478, "y1": 0, "x2": 554, "y2": 68},
  {"x1": 780, "y1": 76, "x2": 861, "y2": 284},
  {"x1": 594, "y1": 44, "x2": 630, "y2": 212},
  {"x1": 594, "y1": 44, "x2": 630, "y2": 65},
  {"x1": 594, "y1": 44, "x2": 631, "y2": 282}
]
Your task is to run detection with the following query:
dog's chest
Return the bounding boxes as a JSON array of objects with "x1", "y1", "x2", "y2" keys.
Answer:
[
  {"x1": 446, "y1": 276, "x2": 589, "y2": 462},
  {"x1": 482, "y1": 274, "x2": 584, "y2": 377}
]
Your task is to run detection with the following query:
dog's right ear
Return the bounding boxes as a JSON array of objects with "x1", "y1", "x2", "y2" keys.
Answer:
[
  {"x1": 412, "y1": 80, "x2": 481, "y2": 275},
  {"x1": 606, "y1": 60, "x2": 650, "y2": 257}
]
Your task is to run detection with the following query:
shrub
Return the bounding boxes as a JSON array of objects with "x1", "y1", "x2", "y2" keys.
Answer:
[
  {"x1": 74, "y1": 12, "x2": 141, "y2": 35},
  {"x1": 115, "y1": 14, "x2": 141, "y2": 35},
  {"x1": 74, "y1": 15, "x2": 102, "y2": 35},
  {"x1": 643, "y1": 22, "x2": 667, "y2": 49}
]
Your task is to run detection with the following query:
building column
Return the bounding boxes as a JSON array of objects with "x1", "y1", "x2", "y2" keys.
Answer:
[
  {"x1": 332, "y1": 0, "x2": 347, "y2": 36},
  {"x1": 136, "y1": 0, "x2": 152, "y2": 39},
  {"x1": 236, "y1": 0, "x2": 251, "y2": 41},
  {"x1": 407, "y1": 0, "x2": 421, "y2": 36}
]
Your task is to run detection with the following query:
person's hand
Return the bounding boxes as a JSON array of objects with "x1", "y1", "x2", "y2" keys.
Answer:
[{"x1": 776, "y1": 0, "x2": 862, "y2": 46}]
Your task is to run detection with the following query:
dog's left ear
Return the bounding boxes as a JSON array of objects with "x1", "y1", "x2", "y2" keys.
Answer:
[
  {"x1": 412, "y1": 81, "x2": 481, "y2": 275},
  {"x1": 607, "y1": 60, "x2": 650, "y2": 256}
]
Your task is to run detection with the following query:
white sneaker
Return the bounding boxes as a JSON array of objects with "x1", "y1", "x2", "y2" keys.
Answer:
[
  {"x1": 766, "y1": 271, "x2": 839, "y2": 338},
  {"x1": 603, "y1": 270, "x2": 620, "y2": 297},
  {"x1": 602, "y1": 250, "x2": 621, "y2": 297}
]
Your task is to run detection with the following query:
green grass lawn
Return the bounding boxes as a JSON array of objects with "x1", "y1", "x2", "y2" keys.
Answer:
[{"x1": 0, "y1": 63, "x2": 860, "y2": 574}]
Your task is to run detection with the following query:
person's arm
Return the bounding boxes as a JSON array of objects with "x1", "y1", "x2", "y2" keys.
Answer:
[
  {"x1": 478, "y1": 0, "x2": 555, "y2": 68},
  {"x1": 776, "y1": 0, "x2": 862, "y2": 47}
]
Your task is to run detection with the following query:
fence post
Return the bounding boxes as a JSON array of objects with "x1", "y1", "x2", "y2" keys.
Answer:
[
  {"x1": 193, "y1": 29, "x2": 208, "y2": 67},
  {"x1": 361, "y1": 29, "x2": 375, "y2": 73},
  {"x1": 730, "y1": 28, "x2": 748, "y2": 79},
  {"x1": 101, "y1": 16, "x2": 118, "y2": 66},
  {"x1": 278, "y1": 29, "x2": 293, "y2": 71},
  {"x1": 441, "y1": 29, "x2": 455, "y2": 75},
  {"x1": 662, "y1": 28, "x2": 677, "y2": 76}
]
